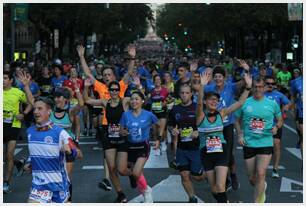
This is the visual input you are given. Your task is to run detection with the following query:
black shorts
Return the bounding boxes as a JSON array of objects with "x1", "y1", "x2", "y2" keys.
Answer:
[
  {"x1": 243, "y1": 146, "x2": 273, "y2": 159},
  {"x1": 152, "y1": 111, "x2": 167, "y2": 119},
  {"x1": 97, "y1": 125, "x2": 108, "y2": 141},
  {"x1": 127, "y1": 141, "x2": 150, "y2": 163},
  {"x1": 200, "y1": 144, "x2": 228, "y2": 171},
  {"x1": 87, "y1": 104, "x2": 103, "y2": 118},
  {"x1": 102, "y1": 136, "x2": 128, "y2": 152},
  {"x1": 4, "y1": 123, "x2": 20, "y2": 143},
  {"x1": 223, "y1": 124, "x2": 235, "y2": 166},
  {"x1": 273, "y1": 127, "x2": 283, "y2": 139}
]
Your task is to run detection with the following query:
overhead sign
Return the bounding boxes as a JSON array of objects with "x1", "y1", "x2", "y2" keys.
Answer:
[
  {"x1": 288, "y1": 3, "x2": 303, "y2": 21},
  {"x1": 14, "y1": 3, "x2": 28, "y2": 22}
]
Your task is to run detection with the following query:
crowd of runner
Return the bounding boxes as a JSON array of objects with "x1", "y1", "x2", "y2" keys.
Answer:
[{"x1": 3, "y1": 44, "x2": 303, "y2": 203}]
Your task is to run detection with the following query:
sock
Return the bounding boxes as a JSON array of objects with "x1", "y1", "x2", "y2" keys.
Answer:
[
  {"x1": 136, "y1": 174, "x2": 148, "y2": 194},
  {"x1": 215, "y1": 192, "x2": 228, "y2": 203}
]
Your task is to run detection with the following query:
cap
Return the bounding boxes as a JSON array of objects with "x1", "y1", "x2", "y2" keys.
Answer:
[
  {"x1": 54, "y1": 87, "x2": 71, "y2": 99},
  {"x1": 293, "y1": 68, "x2": 301, "y2": 73},
  {"x1": 204, "y1": 91, "x2": 220, "y2": 100}
]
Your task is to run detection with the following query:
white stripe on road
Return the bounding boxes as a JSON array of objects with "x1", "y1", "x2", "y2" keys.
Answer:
[
  {"x1": 14, "y1": 148, "x2": 23, "y2": 155},
  {"x1": 268, "y1": 165, "x2": 285, "y2": 170},
  {"x1": 17, "y1": 141, "x2": 98, "y2": 146},
  {"x1": 145, "y1": 147, "x2": 169, "y2": 168},
  {"x1": 286, "y1": 148, "x2": 302, "y2": 160},
  {"x1": 280, "y1": 177, "x2": 303, "y2": 194},
  {"x1": 17, "y1": 143, "x2": 28, "y2": 146},
  {"x1": 92, "y1": 147, "x2": 103, "y2": 150},
  {"x1": 82, "y1": 165, "x2": 104, "y2": 170},
  {"x1": 283, "y1": 124, "x2": 297, "y2": 134}
]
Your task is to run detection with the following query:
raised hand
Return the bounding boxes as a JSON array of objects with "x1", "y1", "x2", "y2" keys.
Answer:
[
  {"x1": 200, "y1": 71, "x2": 211, "y2": 86},
  {"x1": 243, "y1": 72, "x2": 252, "y2": 88},
  {"x1": 84, "y1": 78, "x2": 93, "y2": 87},
  {"x1": 190, "y1": 61, "x2": 198, "y2": 72},
  {"x1": 17, "y1": 71, "x2": 31, "y2": 86},
  {"x1": 237, "y1": 59, "x2": 250, "y2": 71},
  {"x1": 127, "y1": 44, "x2": 136, "y2": 58},
  {"x1": 76, "y1": 45, "x2": 85, "y2": 57}
]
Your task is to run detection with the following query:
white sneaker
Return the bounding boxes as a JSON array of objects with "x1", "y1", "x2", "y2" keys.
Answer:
[
  {"x1": 161, "y1": 141, "x2": 167, "y2": 152},
  {"x1": 258, "y1": 182, "x2": 267, "y2": 203},
  {"x1": 143, "y1": 186, "x2": 153, "y2": 203},
  {"x1": 154, "y1": 148, "x2": 161, "y2": 156}
]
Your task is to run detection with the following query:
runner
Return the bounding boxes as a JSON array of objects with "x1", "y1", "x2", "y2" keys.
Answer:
[
  {"x1": 51, "y1": 60, "x2": 68, "y2": 91},
  {"x1": 236, "y1": 77, "x2": 283, "y2": 203},
  {"x1": 168, "y1": 84, "x2": 205, "y2": 203},
  {"x1": 77, "y1": 44, "x2": 135, "y2": 191},
  {"x1": 3, "y1": 70, "x2": 29, "y2": 194},
  {"x1": 264, "y1": 76, "x2": 291, "y2": 178},
  {"x1": 197, "y1": 71, "x2": 252, "y2": 203},
  {"x1": 84, "y1": 79, "x2": 130, "y2": 202},
  {"x1": 119, "y1": 91, "x2": 159, "y2": 203},
  {"x1": 23, "y1": 97, "x2": 77, "y2": 203}
]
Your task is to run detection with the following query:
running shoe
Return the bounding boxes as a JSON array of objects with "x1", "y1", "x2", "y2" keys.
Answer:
[
  {"x1": 271, "y1": 169, "x2": 280, "y2": 178},
  {"x1": 3, "y1": 181, "x2": 11, "y2": 194},
  {"x1": 129, "y1": 175, "x2": 137, "y2": 188},
  {"x1": 161, "y1": 141, "x2": 167, "y2": 152},
  {"x1": 82, "y1": 128, "x2": 88, "y2": 136},
  {"x1": 98, "y1": 178, "x2": 112, "y2": 191},
  {"x1": 143, "y1": 186, "x2": 153, "y2": 203},
  {"x1": 226, "y1": 179, "x2": 232, "y2": 192},
  {"x1": 258, "y1": 182, "x2": 267, "y2": 203},
  {"x1": 15, "y1": 157, "x2": 26, "y2": 176},
  {"x1": 188, "y1": 196, "x2": 198, "y2": 203},
  {"x1": 230, "y1": 174, "x2": 240, "y2": 190},
  {"x1": 115, "y1": 192, "x2": 128, "y2": 203},
  {"x1": 169, "y1": 160, "x2": 177, "y2": 170},
  {"x1": 154, "y1": 148, "x2": 161, "y2": 156}
]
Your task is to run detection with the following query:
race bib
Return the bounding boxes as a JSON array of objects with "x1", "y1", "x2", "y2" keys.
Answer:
[
  {"x1": 180, "y1": 127, "x2": 193, "y2": 142},
  {"x1": 249, "y1": 118, "x2": 265, "y2": 134},
  {"x1": 42, "y1": 85, "x2": 52, "y2": 93},
  {"x1": 151, "y1": 102, "x2": 163, "y2": 112},
  {"x1": 206, "y1": 136, "x2": 223, "y2": 153},
  {"x1": 3, "y1": 111, "x2": 14, "y2": 123},
  {"x1": 70, "y1": 98, "x2": 78, "y2": 107},
  {"x1": 29, "y1": 188, "x2": 53, "y2": 203},
  {"x1": 108, "y1": 124, "x2": 120, "y2": 138}
]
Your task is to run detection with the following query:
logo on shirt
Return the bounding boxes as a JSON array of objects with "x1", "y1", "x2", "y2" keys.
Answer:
[
  {"x1": 175, "y1": 113, "x2": 181, "y2": 120},
  {"x1": 246, "y1": 106, "x2": 253, "y2": 113},
  {"x1": 44, "y1": 136, "x2": 53, "y2": 144}
]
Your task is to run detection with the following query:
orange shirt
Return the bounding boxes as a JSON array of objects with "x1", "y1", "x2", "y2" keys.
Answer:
[{"x1": 94, "y1": 80, "x2": 128, "y2": 125}]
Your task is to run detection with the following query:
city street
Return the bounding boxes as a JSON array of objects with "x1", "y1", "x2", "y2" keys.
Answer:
[{"x1": 4, "y1": 118, "x2": 303, "y2": 203}]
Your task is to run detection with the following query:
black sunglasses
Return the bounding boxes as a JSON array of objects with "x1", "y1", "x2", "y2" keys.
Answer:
[
  {"x1": 109, "y1": 88, "x2": 120, "y2": 92},
  {"x1": 265, "y1": 82, "x2": 275, "y2": 86}
]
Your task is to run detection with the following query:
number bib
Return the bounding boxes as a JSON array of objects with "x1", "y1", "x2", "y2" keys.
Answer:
[
  {"x1": 108, "y1": 124, "x2": 120, "y2": 138},
  {"x1": 29, "y1": 188, "x2": 53, "y2": 203},
  {"x1": 180, "y1": 127, "x2": 193, "y2": 142},
  {"x1": 3, "y1": 111, "x2": 14, "y2": 123},
  {"x1": 42, "y1": 85, "x2": 52, "y2": 93},
  {"x1": 249, "y1": 118, "x2": 265, "y2": 134},
  {"x1": 151, "y1": 102, "x2": 163, "y2": 112},
  {"x1": 206, "y1": 136, "x2": 223, "y2": 153}
]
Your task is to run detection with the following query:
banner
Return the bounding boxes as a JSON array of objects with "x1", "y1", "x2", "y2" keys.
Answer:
[
  {"x1": 288, "y1": 3, "x2": 303, "y2": 21},
  {"x1": 14, "y1": 4, "x2": 28, "y2": 22}
]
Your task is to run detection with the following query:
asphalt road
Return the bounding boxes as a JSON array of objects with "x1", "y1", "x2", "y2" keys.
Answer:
[{"x1": 3, "y1": 117, "x2": 303, "y2": 203}]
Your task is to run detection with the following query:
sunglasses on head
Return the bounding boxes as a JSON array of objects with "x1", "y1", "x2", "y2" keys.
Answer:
[{"x1": 109, "y1": 88, "x2": 120, "y2": 92}]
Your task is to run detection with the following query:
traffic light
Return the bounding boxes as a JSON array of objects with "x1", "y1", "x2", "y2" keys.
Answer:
[
  {"x1": 184, "y1": 27, "x2": 188, "y2": 35},
  {"x1": 291, "y1": 35, "x2": 299, "y2": 49}
]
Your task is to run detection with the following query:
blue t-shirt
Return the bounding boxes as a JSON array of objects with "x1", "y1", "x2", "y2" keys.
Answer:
[
  {"x1": 265, "y1": 90, "x2": 290, "y2": 107},
  {"x1": 204, "y1": 82, "x2": 238, "y2": 126},
  {"x1": 27, "y1": 124, "x2": 71, "y2": 191},
  {"x1": 119, "y1": 109, "x2": 158, "y2": 143},
  {"x1": 290, "y1": 76, "x2": 303, "y2": 118},
  {"x1": 18, "y1": 81, "x2": 40, "y2": 96},
  {"x1": 51, "y1": 75, "x2": 68, "y2": 90}
]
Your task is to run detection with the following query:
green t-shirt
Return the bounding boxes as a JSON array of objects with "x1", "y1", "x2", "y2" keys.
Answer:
[
  {"x1": 277, "y1": 71, "x2": 292, "y2": 88},
  {"x1": 235, "y1": 96, "x2": 281, "y2": 148},
  {"x1": 3, "y1": 87, "x2": 27, "y2": 128}
]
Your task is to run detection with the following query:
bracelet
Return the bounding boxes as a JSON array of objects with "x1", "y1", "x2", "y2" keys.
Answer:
[{"x1": 245, "y1": 87, "x2": 252, "y2": 91}]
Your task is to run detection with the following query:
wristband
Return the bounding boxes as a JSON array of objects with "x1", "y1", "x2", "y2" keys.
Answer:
[{"x1": 245, "y1": 87, "x2": 252, "y2": 91}]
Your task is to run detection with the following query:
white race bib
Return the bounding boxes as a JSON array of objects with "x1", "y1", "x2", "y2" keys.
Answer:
[
  {"x1": 206, "y1": 136, "x2": 223, "y2": 153},
  {"x1": 29, "y1": 188, "x2": 53, "y2": 203}
]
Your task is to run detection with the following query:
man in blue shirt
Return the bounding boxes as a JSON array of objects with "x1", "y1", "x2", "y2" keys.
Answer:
[{"x1": 264, "y1": 76, "x2": 290, "y2": 178}]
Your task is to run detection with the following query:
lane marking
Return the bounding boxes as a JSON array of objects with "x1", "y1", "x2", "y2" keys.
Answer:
[
  {"x1": 82, "y1": 165, "x2": 104, "y2": 170},
  {"x1": 280, "y1": 177, "x2": 303, "y2": 194},
  {"x1": 145, "y1": 147, "x2": 169, "y2": 168},
  {"x1": 268, "y1": 165, "x2": 285, "y2": 170},
  {"x1": 92, "y1": 147, "x2": 103, "y2": 150},
  {"x1": 14, "y1": 148, "x2": 23, "y2": 155},
  {"x1": 286, "y1": 148, "x2": 302, "y2": 160},
  {"x1": 129, "y1": 175, "x2": 204, "y2": 203},
  {"x1": 283, "y1": 124, "x2": 297, "y2": 134}
]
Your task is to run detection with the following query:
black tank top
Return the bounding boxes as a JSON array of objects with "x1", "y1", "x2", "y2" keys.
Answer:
[{"x1": 106, "y1": 100, "x2": 124, "y2": 138}]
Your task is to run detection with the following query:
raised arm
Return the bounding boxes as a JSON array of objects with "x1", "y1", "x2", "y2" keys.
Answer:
[
  {"x1": 83, "y1": 78, "x2": 107, "y2": 107},
  {"x1": 122, "y1": 44, "x2": 136, "y2": 84},
  {"x1": 222, "y1": 72, "x2": 252, "y2": 117},
  {"x1": 196, "y1": 71, "x2": 211, "y2": 125},
  {"x1": 76, "y1": 45, "x2": 96, "y2": 82},
  {"x1": 17, "y1": 71, "x2": 35, "y2": 106}
]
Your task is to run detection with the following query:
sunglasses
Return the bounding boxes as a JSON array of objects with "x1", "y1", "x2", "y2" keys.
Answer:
[
  {"x1": 109, "y1": 88, "x2": 120, "y2": 92},
  {"x1": 265, "y1": 82, "x2": 275, "y2": 86}
]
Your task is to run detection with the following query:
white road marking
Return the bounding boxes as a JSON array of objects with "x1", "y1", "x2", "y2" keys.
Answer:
[
  {"x1": 17, "y1": 141, "x2": 98, "y2": 146},
  {"x1": 283, "y1": 124, "x2": 297, "y2": 134},
  {"x1": 145, "y1": 147, "x2": 169, "y2": 168},
  {"x1": 129, "y1": 175, "x2": 204, "y2": 203},
  {"x1": 268, "y1": 165, "x2": 285, "y2": 169},
  {"x1": 14, "y1": 148, "x2": 23, "y2": 155},
  {"x1": 280, "y1": 177, "x2": 303, "y2": 194},
  {"x1": 92, "y1": 147, "x2": 103, "y2": 150},
  {"x1": 286, "y1": 148, "x2": 302, "y2": 160},
  {"x1": 82, "y1": 165, "x2": 104, "y2": 170}
]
